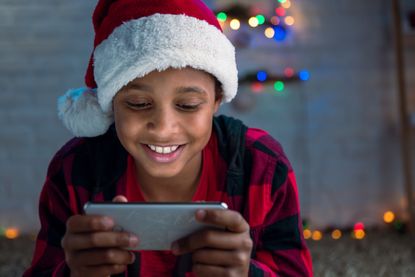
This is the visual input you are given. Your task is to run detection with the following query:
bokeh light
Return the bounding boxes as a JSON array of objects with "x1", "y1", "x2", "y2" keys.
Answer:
[
  {"x1": 273, "y1": 26, "x2": 287, "y2": 41},
  {"x1": 312, "y1": 230, "x2": 323, "y2": 241},
  {"x1": 216, "y1": 12, "x2": 227, "y2": 22},
  {"x1": 383, "y1": 211, "x2": 395, "y2": 223},
  {"x1": 256, "y1": 14, "x2": 266, "y2": 25},
  {"x1": 275, "y1": 7, "x2": 286, "y2": 17},
  {"x1": 354, "y1": 222, "x2": 365, "y2": 231},
  {"x1": 230, "y1": 19, "x2": 241, "y2": 30},
  {"x1": 248, "y1": 17, "x2": 259, "y2": 28},
  {"x1": 284, "y1": 67, "x2": 294, "y2": 77},
  {"x1": 257, "y1": 71, "x2": 267, "y2": 82},
  {"x1": 274, "y1": 81, "x2": 284, "y2": 92},
  {"x1": 251, "y1": 82, "x2": 264, "y2": 93},
  {"x1": 270, "y1": 16, "x2": 280, "y2": 25},
  {"x1": 299, "y1": 70, "x2": 310, "y2": 81},
  {"x1": 265, "y1": 27, "x2": 275, "y2": 38},
  {"x1": 285, "y1": 16, "x2": 295, "y2": 26},
  {"x1": 331, "y1": 229, "x2": 342, "y2": 240},
  {"x1": 5, "y1": 228, "x2": 20, "y2": 239},
  {"x1": 303, "y1": 229, "x2": 312, "y2": 239},
  {"x1": 282, "y1": 0, "x2": 291, "y2": 9},
  {"x1": 354, "y1": 229, "x2": 365, "y2": 240}
]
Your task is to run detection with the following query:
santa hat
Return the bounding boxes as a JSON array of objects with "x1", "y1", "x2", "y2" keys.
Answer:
[{"x1": 58, "y1": 0, "x2": 238, "y2": 137}]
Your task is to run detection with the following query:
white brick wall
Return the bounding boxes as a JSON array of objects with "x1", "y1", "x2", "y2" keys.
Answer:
[{"x1": 0, "y1": 0, "x2": 414, "y2": 232}]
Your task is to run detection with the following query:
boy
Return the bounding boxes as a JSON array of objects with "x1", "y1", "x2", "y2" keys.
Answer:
[{"x1": 24, "y1": 0, "x2": 313, "y2": 276}]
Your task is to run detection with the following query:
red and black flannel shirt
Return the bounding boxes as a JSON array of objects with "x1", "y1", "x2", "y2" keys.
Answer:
[{"x1": 24, "y1": 115, "x2": 313, "y2": 276}]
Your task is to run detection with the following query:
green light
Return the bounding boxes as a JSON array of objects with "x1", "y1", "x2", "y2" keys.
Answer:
[
  {"x1": 0, "y1": 227, "x2": 5, "y2": 236},
  {"x1": 278, "y1": 0, "x2": 287, "y2": 3},
  {"x1": 256, "y1": 14, "x2": 266, "y2": 25},
  {"x1": 393, "y1": 220, "x2": 404, "y2": 230},
  {"x1": 302, "y1": 219, "x2": 309, "y2": 229},
  {"x1": 217, "y1": 12, "x2": 227, "y2": 22},
  {"x1": 274, "y1": 81, "x2": 284, "y2": 92}
]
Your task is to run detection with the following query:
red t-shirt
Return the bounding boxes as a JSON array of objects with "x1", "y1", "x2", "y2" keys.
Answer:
[{"x1": 125, "y1": 131, "x2": 222, "y2": 276}]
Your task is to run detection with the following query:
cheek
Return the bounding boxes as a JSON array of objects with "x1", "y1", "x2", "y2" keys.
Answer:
[{"x1": 113, "y1": 103, "x2": 142, "y2": 143}]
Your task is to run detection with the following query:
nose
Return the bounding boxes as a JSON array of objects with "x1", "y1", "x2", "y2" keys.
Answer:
[{"x1": 146, "y1": 105, "x2": 178, "y2": 139}]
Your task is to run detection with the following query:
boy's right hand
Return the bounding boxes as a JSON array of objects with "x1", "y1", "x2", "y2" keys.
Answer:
[{"x1": 61, "y1": 196, "x2": 138, "y2": 277}]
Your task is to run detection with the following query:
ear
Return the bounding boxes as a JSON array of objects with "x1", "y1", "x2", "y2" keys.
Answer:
[{"x1": 213, "y1": 97, "x2": 222, "y2": 114}]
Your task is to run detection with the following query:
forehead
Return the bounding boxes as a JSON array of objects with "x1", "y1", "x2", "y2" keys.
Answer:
[
  {"x1": 133, "y1": 67, "x2": 214, "y2": 84},
  {"x1": 119, "y1": 67, "x2": 217, "y2": 96}
]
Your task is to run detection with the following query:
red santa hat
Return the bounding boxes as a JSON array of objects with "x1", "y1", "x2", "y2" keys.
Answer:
[{"x1": 58, "y1": 0, "x2": 238, "y2": 137}]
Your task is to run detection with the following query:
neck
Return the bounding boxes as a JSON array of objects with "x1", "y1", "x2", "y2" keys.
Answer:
[{"x1": 134, "y1": 153, "x2": 202, "y2": 202}]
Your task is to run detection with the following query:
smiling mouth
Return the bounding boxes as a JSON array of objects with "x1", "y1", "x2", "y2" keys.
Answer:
[{"x1": 146, "y1": 144, "x2": 182, "y2": 154}]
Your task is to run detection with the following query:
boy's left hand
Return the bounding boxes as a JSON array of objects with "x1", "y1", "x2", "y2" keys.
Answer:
[{"x1": 171, "y1": 209, "x2": 252, "y2": 277}]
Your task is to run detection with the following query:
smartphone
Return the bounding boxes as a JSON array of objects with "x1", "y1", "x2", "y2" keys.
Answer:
[{"x1": 83, "y1": 202, "x2": 228, "y2": 250}]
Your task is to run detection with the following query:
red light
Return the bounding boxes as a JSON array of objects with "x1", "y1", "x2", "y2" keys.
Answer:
[
  {"x1": 251, "y1": 82, "x2": 264, "y2": 93},
  {"x1": 284, "y1": 67, "x2": 294, "y2": 77},
  {"x1": 275, "y1": 7, "x2": 286, "y2": 17},
  {"x1": 354, "y1": 222, "x2": 365, "y2": 231}
]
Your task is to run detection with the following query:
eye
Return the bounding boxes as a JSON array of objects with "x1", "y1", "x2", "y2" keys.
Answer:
[
  {"x1": 126, "y1": 101, "x2": 152, "y2": 110},
  {"x1": 176, "y1": 103, "x2": 200, "y2": 111}
]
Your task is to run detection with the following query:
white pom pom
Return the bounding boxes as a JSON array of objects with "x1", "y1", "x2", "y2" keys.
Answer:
[{"x1": 57, "y1": 87, "x2": 113, "y2": 137}]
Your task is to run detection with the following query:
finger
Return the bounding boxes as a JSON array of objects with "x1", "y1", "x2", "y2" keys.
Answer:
[
  {"x1": 62, "y1": 231, "x2": 139, "y2": 251},
  {"x1": 112, "y1": 195, "x2": 128, "y2": 202},
  {"x1": 66, "y1": 214, "x2": 115, "y2": 233},
  {"x1": 68, "y1": 248, "x2": 135, "y2": 267},
  {"x1": 75, "y1": 264, "x2": 127, "y2": 277},
  {"x1": 172, "y1": 229, "x2": 252, "y2": 255},
  {"x1": 192, "y1": 249, "x2": 250, "y2": 267},
  {"x1": 192, "y1": 263, "x2": 229, "y2": 277},
  {"x1": 196, "y1": 209, "x2": 249, "y2": 233}
]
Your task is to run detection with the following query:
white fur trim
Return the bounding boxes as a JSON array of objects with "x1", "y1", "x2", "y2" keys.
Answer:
[
  {"x1": 57, "y1": 87, "x2": 113, "y2": 137},
  {"x1": 94, "y1": 13, "x2": 238, "y2": 113}
]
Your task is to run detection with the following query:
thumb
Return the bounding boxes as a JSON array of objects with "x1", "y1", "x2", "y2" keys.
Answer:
[{"x1": 112, "y1": 195, "x2": 128, "y2": 202}]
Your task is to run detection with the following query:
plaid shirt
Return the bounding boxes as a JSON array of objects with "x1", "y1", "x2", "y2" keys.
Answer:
[{"x1": 24, "y1": 115, "x2": 312, "y2": 276}]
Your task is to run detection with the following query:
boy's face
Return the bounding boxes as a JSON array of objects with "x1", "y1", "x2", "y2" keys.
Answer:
[{"x1": 113, "y1": 67, "x2": 221, "y2": 179}]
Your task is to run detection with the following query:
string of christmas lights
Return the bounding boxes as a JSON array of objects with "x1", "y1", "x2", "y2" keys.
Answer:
[
  {"x1": 215, "y1": 0, "x2": 309, "y2": 96},
  {"x1": 301, "y1": 210, "x2": 407, "y2": 242},
  {"x1": 0, "y1": 210, "x2": 407, "y2": 241}
]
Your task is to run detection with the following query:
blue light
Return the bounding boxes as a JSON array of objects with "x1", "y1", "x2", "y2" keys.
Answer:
[
  {"x1": 257, "y1": 71, "x2": 267, "y2": 82},
  {"x1": 273, "y1": 26, "x2": 286, "y2": 41},
  {"x1": 299, "y1": 70, "x2": 310, "y2": 81}
]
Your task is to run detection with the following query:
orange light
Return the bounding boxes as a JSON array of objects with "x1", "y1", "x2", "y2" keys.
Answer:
[
  {"x1": 384, "y1": 211, "x2": 395, "y2": 223},
  {"x1": 248, "y1": 17, "x2": 259, "y2": 28},
  {"x1": 230, "y1": 19, "x2": 240, "y2": 30},
  {"x1": 312, "y1": 230, "x2": 323, "y2": 241},
  {"x1": 284, "y1": 16, "x2": 295, "y2": 26},
  {"x1": 5, "y1": 228, "x2": 20, "y2": 239},
  {"x1": 303, "y1": 229, "x2": 312, "y2": 239},
  {"x1": 282, "y1": 0, "x2": 291, "y2": 9},
  {"x1": 354, "y1": 229, "x2": 365, "y2": 240},
  {"x1": 264, "y1": 27, "x2": 275, "y2": 38},
  {"x1": 331, "y1": 229, "x2": 342, "y2": 240}
]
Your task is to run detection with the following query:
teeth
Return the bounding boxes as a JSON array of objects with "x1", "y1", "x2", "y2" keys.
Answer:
[{"x1": 147, "y1": 144, "x2": 180, "y2": 154}]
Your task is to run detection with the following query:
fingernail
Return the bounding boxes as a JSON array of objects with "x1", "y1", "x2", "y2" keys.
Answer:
[
  {"x1": 102, "y1": 217, "x2": 114, "y2": 228},
  {"x1": 130, "y1": 252, "x2": 136, "y2": 263},
  {"x1": 196, "y1": 209, "x2": 206, "y2": 220},
  {"x1": 129, "y1": 234, "x2": 139, "y2": 247},
  {"x1": 171, "y1": 241, "x2": 180, "y2": 255}
]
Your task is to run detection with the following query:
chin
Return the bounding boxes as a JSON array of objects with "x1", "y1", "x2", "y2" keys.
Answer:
[{"x1": 143, "y1": 164, "x2": 183, "y2": 179}]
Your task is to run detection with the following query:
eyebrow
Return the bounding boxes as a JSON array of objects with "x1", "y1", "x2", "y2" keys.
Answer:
[
  {"x1": 124, "y1": 83, "x2": 153, "y2": 92},
  {"x1": 124, "y1": 83, "x2": 207, "y2": 95},
  {"x1": 175, "y1": 86, "x2": 207, "y2": 95}
]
